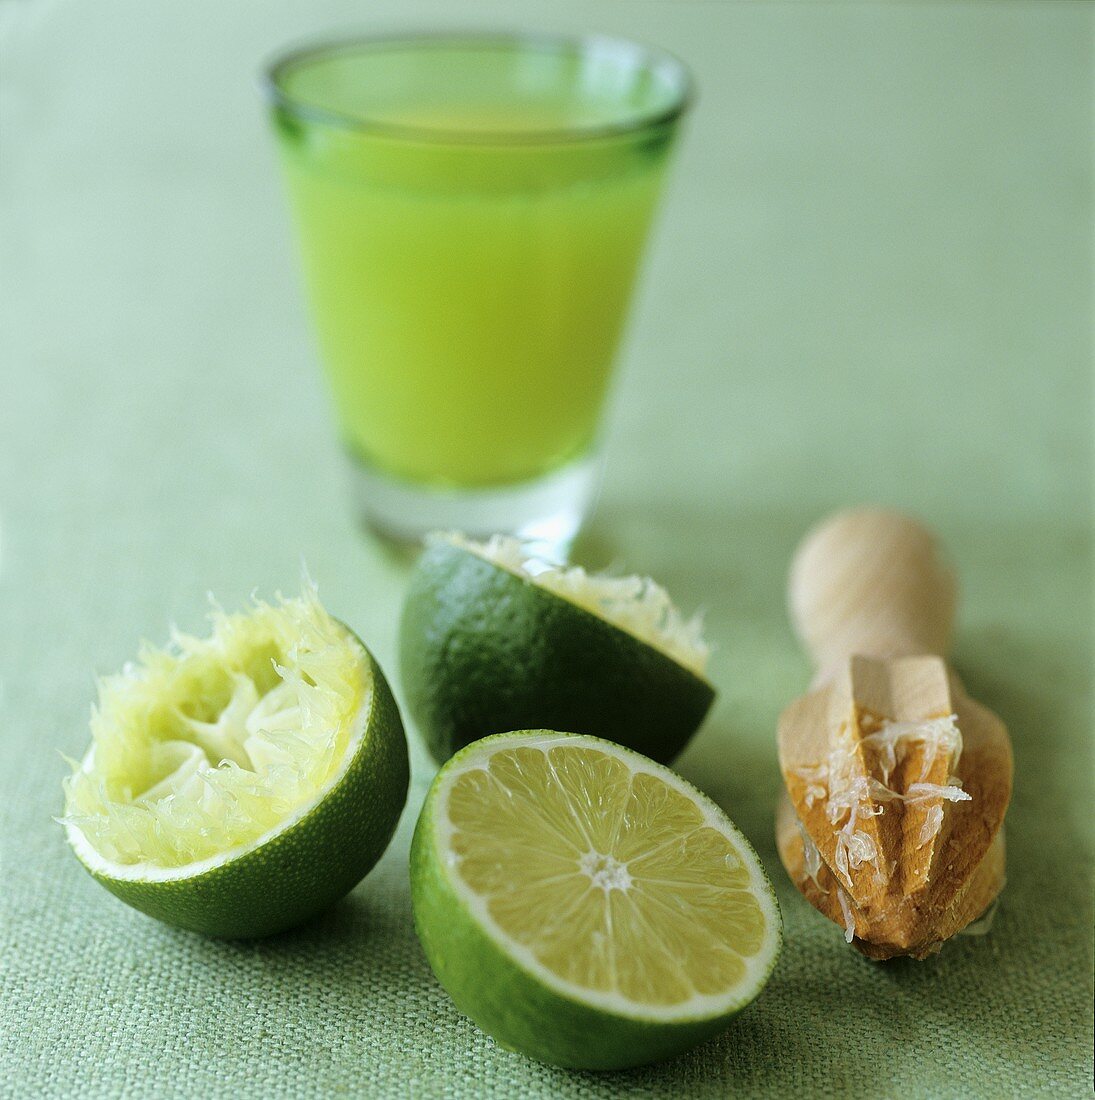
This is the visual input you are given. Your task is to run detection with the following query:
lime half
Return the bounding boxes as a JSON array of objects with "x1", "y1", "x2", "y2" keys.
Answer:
[
  {"x1": 410, "y1": 731, "x2": 781, "y2": 1069},
  {"x1": 60, "y1": 587, "x2": 409, "y2": 938},
  {"x1": 399, "y1": 534, "x2": 716, "y2": 764}
]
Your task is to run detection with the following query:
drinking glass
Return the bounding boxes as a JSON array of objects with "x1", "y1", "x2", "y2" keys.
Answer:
[{"x1": 264, "y1": 33, "x2": 691, "y2": 548}]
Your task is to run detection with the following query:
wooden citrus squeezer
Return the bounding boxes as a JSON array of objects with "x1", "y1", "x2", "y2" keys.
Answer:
[{"x1": 775, "y1": 509, "x2": 1013, "y2": 959}]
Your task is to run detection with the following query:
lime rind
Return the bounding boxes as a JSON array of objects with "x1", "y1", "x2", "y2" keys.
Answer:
[
  {"x1": 61, "y1": 586, "x2": 367, "y2": 868},
  {"x1": 422, "y1": 731, "x2": 782, "y2": 1026},
  {"x1": 437, "y1": 533, "x2": 710, "y2": 679}
]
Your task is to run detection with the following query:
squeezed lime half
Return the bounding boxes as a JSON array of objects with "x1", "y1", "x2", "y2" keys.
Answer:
[
  {"x1": 399, "y1": 534, "x2": 716, "y2": 764},
  {"x1": 60, "y1": 587, "x2": 409, "y2": 938}
]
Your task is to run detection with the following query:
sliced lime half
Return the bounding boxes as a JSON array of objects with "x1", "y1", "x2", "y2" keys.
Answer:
[{"x1": 411, "y1": 731, "x2": 781, "y2": 1069}]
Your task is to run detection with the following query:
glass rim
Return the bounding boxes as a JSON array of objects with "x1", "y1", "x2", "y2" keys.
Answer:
[{"x1": 261, "y1": 30, "x2": 694, "y2": 146}]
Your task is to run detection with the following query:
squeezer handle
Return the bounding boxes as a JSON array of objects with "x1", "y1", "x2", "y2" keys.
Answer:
[{"x1": 788, "y1": 508, "x2": 956, "y2": 679}]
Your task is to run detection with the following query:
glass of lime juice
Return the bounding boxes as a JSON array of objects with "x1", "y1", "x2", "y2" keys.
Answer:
[{"x1": 264, "y1": 33, "x2": 691, "y2": 549}]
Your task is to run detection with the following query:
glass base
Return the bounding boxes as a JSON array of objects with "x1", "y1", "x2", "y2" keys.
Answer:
[{"x1": 347, "y1": 452, "x2": 601, "y2": 558}]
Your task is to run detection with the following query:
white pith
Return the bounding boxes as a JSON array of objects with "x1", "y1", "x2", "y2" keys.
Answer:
[
  {"x1": 434, "y1": 733, "x2": 781, "y2": 1023},
  {"x1": 441, "y1": 533, "x2": 710, "y2": 679}
]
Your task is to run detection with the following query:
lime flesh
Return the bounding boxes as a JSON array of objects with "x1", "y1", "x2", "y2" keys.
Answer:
[
  {"x1": 411, "y1": 731, "x2": 781, "y2": 1069},
  {"x1": 399, "y1": 535, "x2": 716, "y2": 764}
]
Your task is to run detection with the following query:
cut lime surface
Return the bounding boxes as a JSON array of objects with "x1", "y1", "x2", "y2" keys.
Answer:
[
  {"x1": 410, "y1": 731, "x2": 781, "y2": 1070},
  {"x1": 399, "y1": 534, "x2": 716, "y2": 764},
  {"x1": 60, "y1": 587, "x2": 409, "y2": 938}
]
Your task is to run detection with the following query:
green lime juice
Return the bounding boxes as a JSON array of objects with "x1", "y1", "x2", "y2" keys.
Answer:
[{"x1": 272, "y1": 50, "x2": 680, "y2": 488}]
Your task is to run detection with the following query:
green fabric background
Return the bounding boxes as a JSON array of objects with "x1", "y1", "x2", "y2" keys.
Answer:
[{"x1": 1, "y1": 2, "x2": 1091, "y2": 1096}]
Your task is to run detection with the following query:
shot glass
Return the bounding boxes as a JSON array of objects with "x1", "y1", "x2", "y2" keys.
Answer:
[{"x1": 264, "y1": 33, "x2": 691, "y2": 549}]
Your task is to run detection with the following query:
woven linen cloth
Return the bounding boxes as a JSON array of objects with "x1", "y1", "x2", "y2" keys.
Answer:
[{"x1": 1, "y1": 2, "x2": 1091, "y2": 1096}]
